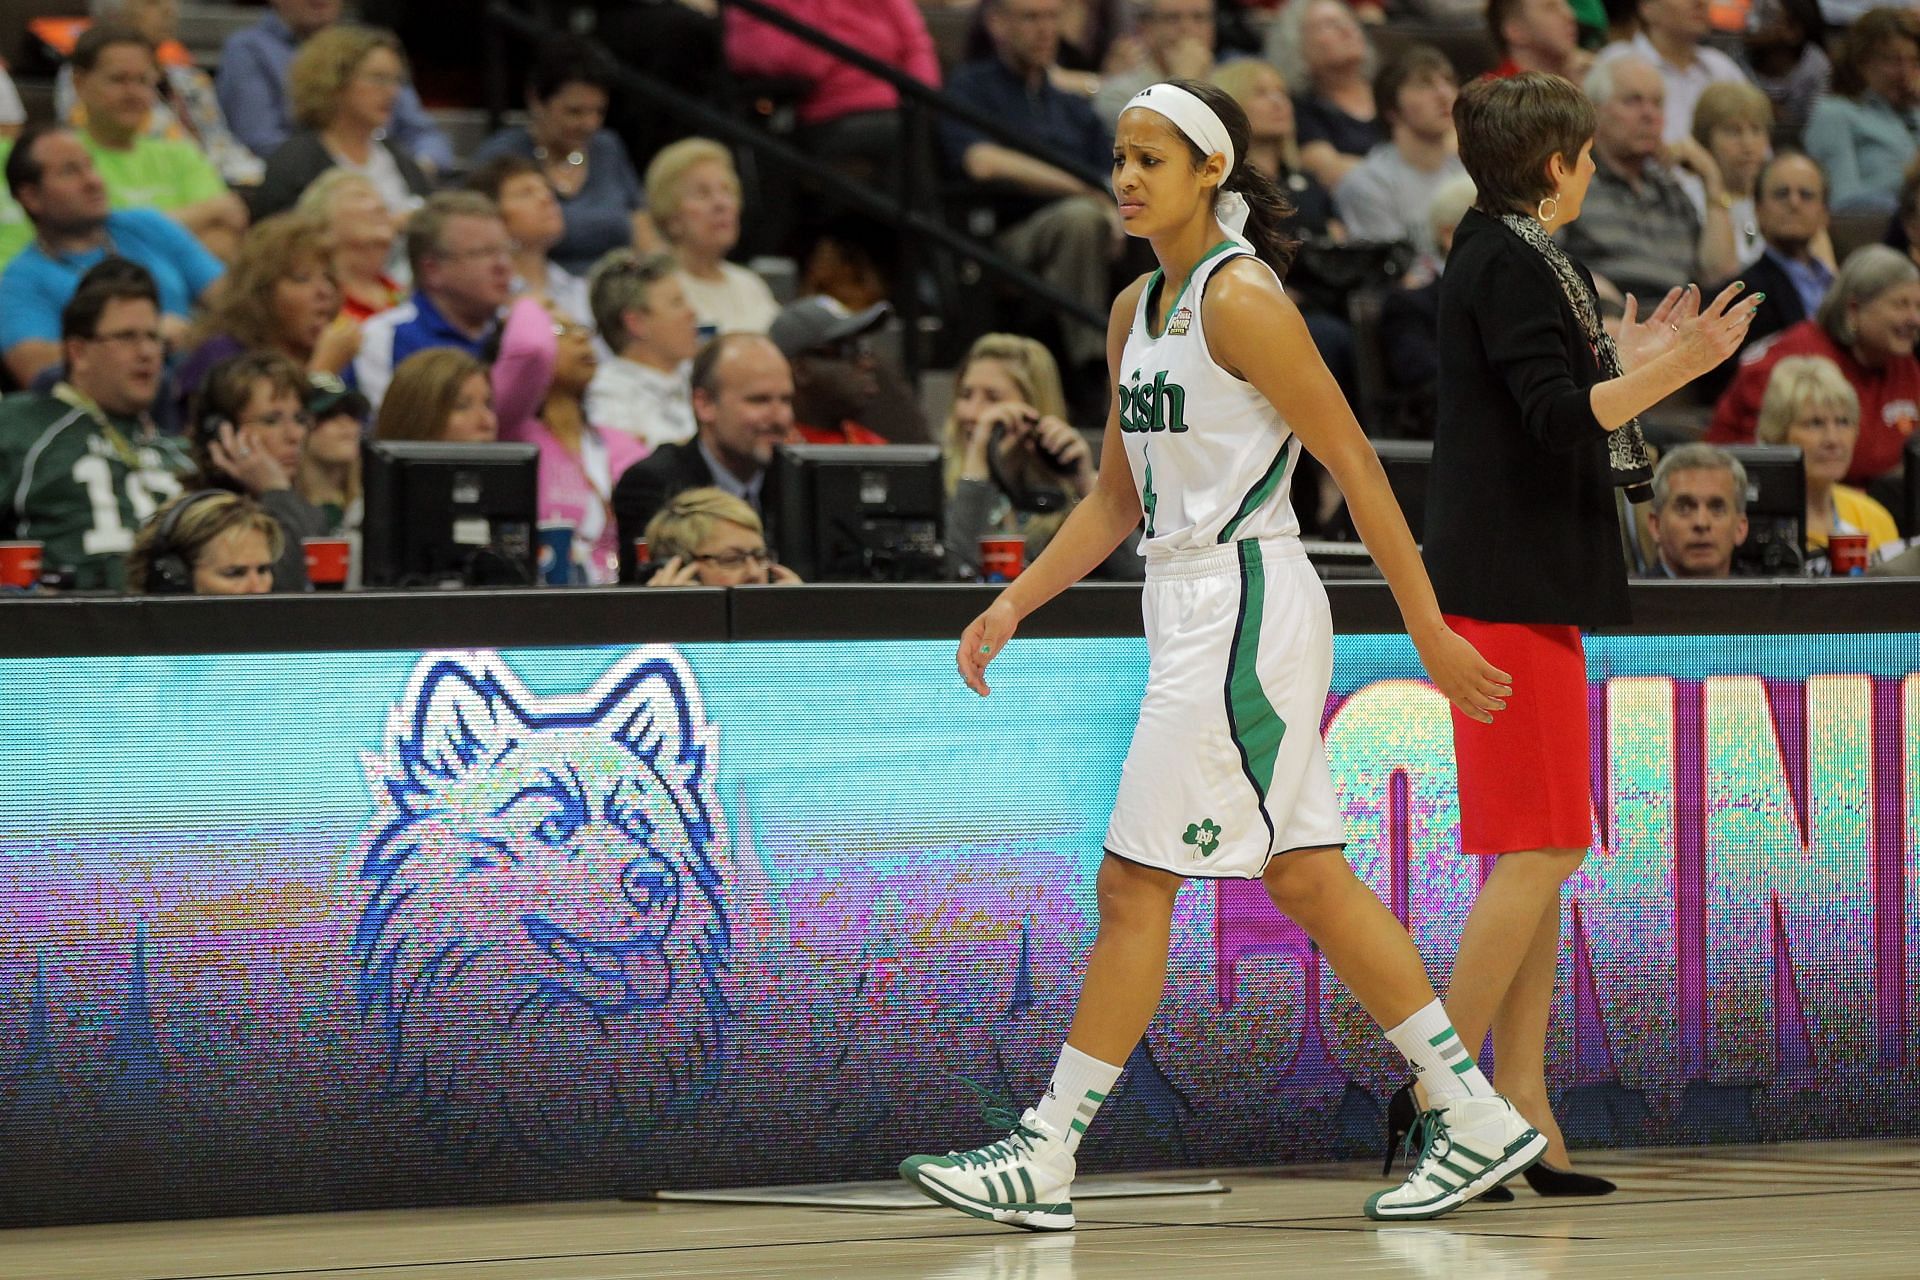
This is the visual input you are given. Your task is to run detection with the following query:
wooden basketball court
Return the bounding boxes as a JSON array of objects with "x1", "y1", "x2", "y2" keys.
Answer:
[{"x1": 6, "y1": 1140, "x2": 1917, "y2": 1279}]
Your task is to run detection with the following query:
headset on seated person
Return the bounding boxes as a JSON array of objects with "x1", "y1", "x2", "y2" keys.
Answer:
[{"x1": 145, "y1": 490, "x2": 234, "y2": 595}]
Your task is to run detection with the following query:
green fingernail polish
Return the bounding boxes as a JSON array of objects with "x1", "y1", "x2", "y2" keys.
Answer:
[{"x1": 980, "y1": 645, "x2": 992, "y2": 653}]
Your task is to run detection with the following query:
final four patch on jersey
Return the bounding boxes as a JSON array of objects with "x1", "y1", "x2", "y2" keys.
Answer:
[{"x1": 1167, "y1": 307, "x2": 1193, "y2": 336}]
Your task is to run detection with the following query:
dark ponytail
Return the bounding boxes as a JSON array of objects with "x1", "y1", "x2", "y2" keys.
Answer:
[{"x1": 1161, "y1": 78, "x2": 1299, "y2": 276}]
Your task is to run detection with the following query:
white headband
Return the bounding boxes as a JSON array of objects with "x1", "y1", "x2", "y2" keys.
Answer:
[
  {"x1": 1123, "y1": 82, "x2": 1235, "y2": 174},
  {"x1": 1121, "y1": 82, "x2": 1251, "y2": 245}
]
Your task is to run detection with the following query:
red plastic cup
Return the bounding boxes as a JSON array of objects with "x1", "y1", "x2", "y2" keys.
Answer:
[
  {"x1": 303, "y1": 536, "x2": 351, "y2": 591},
  {"x1": 1830, "y1": 532, "x2": 1870, "y2": 576},
  {"x1": 0, "y1": 541, "x2": 44, "y2": 589},
  {"x1": 979, "y1": 535, "x2": 1025, "y2": 583},
  {"x1": 632, "y1": 537, "x2": 650, "y2": 565}
]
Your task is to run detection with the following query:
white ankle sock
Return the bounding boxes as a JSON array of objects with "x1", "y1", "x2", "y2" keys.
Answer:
[
  {"x1": 1034, "y1": 1044, "x2": 1123, "y2": 1154},
  {"x1": 1384, "y1": 1001, "x2": 1493, "y2": 1102}
]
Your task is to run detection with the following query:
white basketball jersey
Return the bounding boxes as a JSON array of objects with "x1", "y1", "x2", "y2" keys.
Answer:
[{"x1": 1117, "y1": 242, "x2": 1302, "y2": 555}]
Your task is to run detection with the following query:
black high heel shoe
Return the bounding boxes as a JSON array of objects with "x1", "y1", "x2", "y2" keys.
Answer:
[
  {"x1": 1381, "y1": 1081, "x2": 1516, "y2": 1201},
  {"x1": 1522, "y1": 1163, "x2": 1617, "y2": 1196}
]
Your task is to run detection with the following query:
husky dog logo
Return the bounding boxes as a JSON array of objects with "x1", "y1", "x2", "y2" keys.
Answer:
[{"x1": 352, "y1": 649, "x2": 731, "y2": 1162}]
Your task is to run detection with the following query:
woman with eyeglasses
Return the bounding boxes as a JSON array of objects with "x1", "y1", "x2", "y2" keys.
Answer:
[
  {"x1": 248, "y1": 25, "x2": 432, "y2": 221},
  {"x1": 490, "y1": 295, "x2": 648, "y2": 584},
  {"x1": 641, "y1": 487, "x2": 802, "y2": 586},
  {"x1": 184, "y1": 350, "x2": 332, "y2": 591}
]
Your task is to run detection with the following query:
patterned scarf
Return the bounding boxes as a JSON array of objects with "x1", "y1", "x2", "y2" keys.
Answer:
[{"x1": 1499, "y1": 213, "x2": 1655, "y2": 502}]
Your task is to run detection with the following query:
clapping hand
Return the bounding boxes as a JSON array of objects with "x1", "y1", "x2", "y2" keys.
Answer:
[
  {"x1": 1616, "y1": 284, "x2": 1697, "y2": 371},
  {"x1": 1671, "y1": 280, "x2": 1762, "y2": 379}
]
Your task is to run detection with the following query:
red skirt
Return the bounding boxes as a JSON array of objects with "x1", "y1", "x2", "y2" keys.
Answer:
[{"x1": 1444, "y1": 615, "x2": 1594, "y2": 856}]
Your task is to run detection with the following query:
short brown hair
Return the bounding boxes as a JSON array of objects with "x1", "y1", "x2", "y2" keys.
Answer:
[
  {"x1": 1455, "y1": 71, "x2": 1595, "y2": 216},
  {"x1": 1834, "y1": 7, "x2": 1920, "y2": 98},
  {"x1": 288, "y1": 25, "x2": 407, "y2": 130},
  {"x1": 404, "y1": 190, "x2": 501, "y2": 281},
  {"x1": 190, "y1": 351, "x2": 309, "y2": 481},
  {"x1": 71, "y1": 22, "x2": 155, "y2": 73},
  {"x1": 1374, "y1": 45, "x2": 1455, "y2": 125},
  {"x1": 376, "y1": 347, "x2": 489, "y2": 442},
  {"x1": 588, "y1": 248, "x2": 681, "y2": 350},
  {"x1": 464, "y1": 154, "x2": 543, "y2": 204}
]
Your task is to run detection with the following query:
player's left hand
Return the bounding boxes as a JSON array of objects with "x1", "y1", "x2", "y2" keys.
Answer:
[
  {"x1": 1413, "y1": 625, "x2": 1511, "y2": 724},
  {"x1": 958, "y1": 597, "x2": 1019, "y2": 697}
]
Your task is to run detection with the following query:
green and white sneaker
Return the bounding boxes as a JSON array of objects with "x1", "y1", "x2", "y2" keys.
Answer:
[
  {"x1": 899, "y1": 1107, "x2": 1076, "y2": 1231},
  {"x1": 1365, "y1": 1094, "x2": 1546, "y2": 1221}
]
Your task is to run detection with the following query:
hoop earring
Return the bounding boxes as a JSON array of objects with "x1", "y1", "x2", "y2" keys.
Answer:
[{"x1": 1537, "y1": 194, "x2": 1560, "y2": 224}]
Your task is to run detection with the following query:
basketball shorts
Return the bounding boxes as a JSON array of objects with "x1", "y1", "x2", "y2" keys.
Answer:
[{"x1": 1105, "y1": 538, "x2": 1347, "y2": 879}]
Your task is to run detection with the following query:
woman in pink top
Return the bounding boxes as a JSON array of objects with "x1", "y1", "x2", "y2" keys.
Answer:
[
  {"x1": 492, "y1": 296, "x2": 649, "y2": 584},
  {"x1": 725, "y1": 0, "x2": 941, "y2": 181}
]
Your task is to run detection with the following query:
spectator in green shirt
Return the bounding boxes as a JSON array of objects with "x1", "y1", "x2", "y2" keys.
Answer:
[
  {"x1": 71, "y1": 23, "x2": 248, "y2": 261},
  {"x1": 0, "y1": 262, "x2": 190, "y2": 590}
]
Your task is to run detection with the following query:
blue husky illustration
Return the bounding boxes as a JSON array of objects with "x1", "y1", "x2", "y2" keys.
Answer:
[{"x1": 352, "y1": 649, "x2": 731, "y2": 1162}]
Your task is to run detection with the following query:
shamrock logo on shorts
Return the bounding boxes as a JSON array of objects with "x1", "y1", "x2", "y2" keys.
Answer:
[{"x1": 1183, "y1": 818, "x2": 1223, "y2": 857}]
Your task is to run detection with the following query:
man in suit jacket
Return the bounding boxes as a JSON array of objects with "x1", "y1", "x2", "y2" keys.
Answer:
[
  {"x1": 613, "y1": 332, "x2": 795, "y2": 581},
  {"x1": 1698, "y1": 150, "x2": 1833, "y2": 400}
]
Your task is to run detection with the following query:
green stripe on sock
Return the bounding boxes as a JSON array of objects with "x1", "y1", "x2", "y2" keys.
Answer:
[
  {"x1": 1070, "y1": 1118, "x2": 1088, "y2": 1134},
  {"x1": 1085, "y1": 1089, "x2": 1108, "y2": 1103},
  {"x1": 1428, "y1": 1028, "x2": 1457, "y2": 1048},
  {"x1": 1451, "y1": 1058, "x2": 1476, "y2": 1075}
]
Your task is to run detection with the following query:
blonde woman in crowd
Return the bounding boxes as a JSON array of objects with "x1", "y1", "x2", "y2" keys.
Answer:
[
  {"x1": 125, "y1": 490, "x2": 281, "y2": 595},
  {"x1": 645, "y1": 137, "x2": 779, "y2": 335},
  {"x1": 296, "y1": 168, "x2": 405, "y2": 320},
  {"x1": 1754, "y1": 354, "x2": 1903, "y2": 568},
  {"x1": 642, "y1": 487, "x2": 801, "y2": 586},
  {"x1": 941, "y1": 333, "x2": 1139, "y2": 579},
  {"x1": 250, "y1": 25, "x2": 433, "y2": 220},
  {"x1": 1690, "y1": 81, "x2": 1774, "y2": 265}
]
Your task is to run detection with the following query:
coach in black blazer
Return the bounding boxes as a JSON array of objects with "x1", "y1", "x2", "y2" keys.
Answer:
[
  {"x1": 1418, "y1": 72, "x2": 1762, "y2": 1198},
  {"x1": 612, "y1": 439, "x2": 780, "y2": 581}
]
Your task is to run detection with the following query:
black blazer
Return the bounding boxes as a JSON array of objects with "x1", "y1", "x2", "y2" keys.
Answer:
[
  {"x1": 1694, "y1": 250, "x2": 1810, "y2": 401},
  {"x1": 611, "y1": 440, "x2": 779, "y2": 582},
  {"x1": 1424, "y1": 210, "x2": 1630, "y2": 628},
  {"x1": 247, "y1": 132, "x2": 433, "y2": 222}
]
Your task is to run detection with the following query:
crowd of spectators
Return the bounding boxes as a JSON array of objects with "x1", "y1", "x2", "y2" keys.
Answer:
[{"x1": 2, "y1": 0, "x2": 1918, "y2": 596}]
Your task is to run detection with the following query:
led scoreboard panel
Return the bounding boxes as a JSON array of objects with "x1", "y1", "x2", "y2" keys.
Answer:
[{"x1": 0, "y1": 585, "x2": 1913, "y2": 1225}]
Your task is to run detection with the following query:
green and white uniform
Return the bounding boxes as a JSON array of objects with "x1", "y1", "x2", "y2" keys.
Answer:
[
  {"x1": 1105, "y1": 241, "x2": 1345, "y2": 878},
  {"x1": 0, "y1": 386, "x2": 188, "y2": 590}
]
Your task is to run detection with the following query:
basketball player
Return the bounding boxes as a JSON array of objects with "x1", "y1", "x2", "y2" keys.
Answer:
[{"x1": 899, "y1": 80, "x2": 1544, "y2": 1227}]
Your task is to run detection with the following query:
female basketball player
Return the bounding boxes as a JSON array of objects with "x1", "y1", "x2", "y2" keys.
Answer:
[{"x1": 900, "y1": 79, "x2": 1545, "y2": 1228}]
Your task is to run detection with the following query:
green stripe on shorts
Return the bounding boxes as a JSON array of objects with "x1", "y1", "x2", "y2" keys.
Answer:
[{"x1": 1226, "y1": 540, "x2": 1288, "y2": 800}]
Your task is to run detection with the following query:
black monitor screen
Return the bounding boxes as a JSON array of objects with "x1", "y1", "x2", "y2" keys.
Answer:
[
  {"x1": 1373, "y1": 440, "x2": 1432, "y2": 542},
  {"x1": 1906, "y1": 435, "x2": 1920, "y2": 538},
  {"x1": 362, "y1": 440, "x2": 539, "y2": 588},
  {"x1": 1720, "y1": 443, "x2": 1805, "y2": 576},
  {"x1": 771, "y1": 444, "x2": 946, "y2": 582}
]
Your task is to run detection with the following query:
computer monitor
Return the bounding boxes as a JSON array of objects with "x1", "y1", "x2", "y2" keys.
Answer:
[
  {"x1": 1720, "y1": 443, "x2": 1805, "y2": 576},
  {"x1": 771, "y1": 443, "x2": 946, "y2": 582},
  {"x1": 361, "y1": 440, "x2": 539, "y2": 588},
  {"x1": 1372, "y1": 440, "x2": 1433, "y2": 541}
]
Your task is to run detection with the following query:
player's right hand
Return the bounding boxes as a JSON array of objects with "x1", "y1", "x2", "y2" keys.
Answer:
[
  {"x1": 1414, "y1": 625, "x2": 1511, "y2": 725},
  {"x1": 958, "y1": 598, "x2": 1019, "y2": 697}
]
